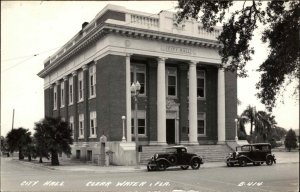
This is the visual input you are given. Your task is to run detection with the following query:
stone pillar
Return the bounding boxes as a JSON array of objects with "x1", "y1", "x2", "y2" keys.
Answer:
[
  {"x1": 188, "y1": 61, "x2": 198, "y2": 145},
  {"x1": 56, "y1": 80, "x2": 61, "y2": 117},
  {"x1": 126, "y1": 54, "x2": 132, "y2": 142},
  {"x1": 218, "y1": 68, "x2": 226, "y2": 143},
  {"x1": 157, "y1": 57, "x2": 167, "y2": 145},
  {"x1": 63, "y1": 76, "x2": 69, "y2": 120},
  {"x1": 82, "y1": 65, "x2": 89, "y2": 143},
  {"x1": 49, "y1": 84, "x2": 54, "y2": 117},
  {"x1": 72, "y1": 71, "x2": 78, "y2": 142}
]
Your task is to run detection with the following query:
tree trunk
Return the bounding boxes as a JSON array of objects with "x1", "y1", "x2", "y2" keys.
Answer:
[
  {"x1": 18, "y1": 147, "x2": 24, "y2": 160},
  {"x1": 51, "y1": 151, "x2": 59, "y2": 166},
  {"x1": 39, "y1": 156, "x2": 43, "y2": 163},
  {"x1": 28, "y1": 155, "x2": 32, "y2": 161}
]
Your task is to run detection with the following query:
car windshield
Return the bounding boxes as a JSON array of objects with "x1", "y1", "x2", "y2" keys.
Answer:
[
  {"x1": 166, "y1": 148, "x2": 177, "y2": 153},
  {"x1": 241, "y1": 146, "x2": 251, "y2": 151}
]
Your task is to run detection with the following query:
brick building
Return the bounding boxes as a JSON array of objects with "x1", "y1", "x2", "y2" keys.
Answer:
[{"x1": 38, "y1": 4, "x2": 237, "y2": 165}]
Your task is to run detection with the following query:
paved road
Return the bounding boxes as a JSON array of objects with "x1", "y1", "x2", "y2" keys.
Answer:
[{"x1": 1, "y1": 157, "x2": 299, "y2": 192}]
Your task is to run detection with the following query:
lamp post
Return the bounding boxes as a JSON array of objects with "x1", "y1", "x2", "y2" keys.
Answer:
[
  {"x1": 122, "y1": 116, "x2": 126, "y2": 142},
  {"x1": 131, "y1": 81, "x2": 141, "y2": 169},
  {"x1": 235, "y1": 118, "x2": 238, "y2": 141}
]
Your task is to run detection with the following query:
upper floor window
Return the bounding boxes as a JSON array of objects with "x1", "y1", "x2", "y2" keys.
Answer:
[
  {"x1": 197, "y1": 70, "x2": 205, "y2": 98},
  {"x1": 131, "y1": 110, "x2": 146, "y2": 136},
  {"x1": 69, "y1": 76, "x2": 73, "y2": 105},
  {"x1": 79, "y1": 114, "x2": 84, "y2": 138},
  {"x1": 60, "y1": 82, "x2": 65, "y2": 108},
  {"x1": 89, "y1": 65, "x2": 96, "y2": 98},
  {"x1": 78, "y1": 71, "x2": 84, "y2": 102},
  {"x1": 69, "y1": 116, "x2": 74, "y2": 138},
  {"x1": 167, "y1": 67, "x2": 177, "y2": 97},
  {"x1": 53, "y1": 85, "x2": 57, "y2": 110},
  {"x1": 131, "y1": 64, "x2": 146, "y2": 95},
  {"x1": 197, "y1": 112, "x2": 206, "y2": 136},
  {"x1": 89, "y1": 111, "x2": 97, "y2": 138}
]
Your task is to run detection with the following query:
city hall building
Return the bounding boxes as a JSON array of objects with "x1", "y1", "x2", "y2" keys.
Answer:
[{"x1": 38, "y1": 4, "x2": 237, "y2": 165}]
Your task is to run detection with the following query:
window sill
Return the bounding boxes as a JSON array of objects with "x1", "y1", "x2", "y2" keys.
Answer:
[
  {"x1": 197, "y1": 97, "x2": 206, "y2": 100},
  {"x1": 78, "y1": 136, "x2": 84, "y2": 139},
  {"x1": 89, "y1": 135, "x2": 97, "y2": 139},
  {"x1": 89, "y1": 95, "x2": 96, "y2": 100},
  {"x1": 77, "y1": 100, "x2": 84, "y2": 104},
  {"x1": 68, "y1": 103, "x2": 73, "y2": 106},
  {"x1": 197, "y1": 134, "x2": 207, "y2": 137},
  {"x1": 60, "y1": 106, "x2": 65, "y2": 109}
]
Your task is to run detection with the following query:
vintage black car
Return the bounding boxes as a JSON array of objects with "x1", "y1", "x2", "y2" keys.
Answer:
[
  {"x1": 147, "y1": 146, "x2": 203, "y2": 171},
  {"x1": 226, "y1": 143, "x2": 276, "y2": 167}
]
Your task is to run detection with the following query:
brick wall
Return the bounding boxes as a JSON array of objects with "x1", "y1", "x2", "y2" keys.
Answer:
[{"x1": 225, "y1": 71, "x2": 237, "y2": 140}]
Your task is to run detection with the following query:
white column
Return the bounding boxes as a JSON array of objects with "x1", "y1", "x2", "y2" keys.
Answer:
[
  {"x1": 188, "y1": 61, "x2": 198, "y2": 145},
  {"x1": 218, "y1": 68, "x2": 226, "y2": 143},
  {"x1": 157, "y1": 57, "x2": 167, "y2": 145},
  {"x1": 126, "y1": 54, "x2": 132, "y2": 142}
]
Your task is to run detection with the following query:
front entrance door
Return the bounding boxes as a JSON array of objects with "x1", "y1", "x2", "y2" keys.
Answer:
[{"x1": 166, "y1": 119, "x2": 175, "y2": 144}]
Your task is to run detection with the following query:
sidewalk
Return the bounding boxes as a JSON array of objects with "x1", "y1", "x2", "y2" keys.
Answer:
[{"x1": 11, "y1": 151, "x2": 299, "y2": 173}]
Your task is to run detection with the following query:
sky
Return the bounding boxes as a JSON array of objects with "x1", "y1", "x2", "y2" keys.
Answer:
[{"x1": 1, "y1": 1, "x2": 299, "y2": 137}]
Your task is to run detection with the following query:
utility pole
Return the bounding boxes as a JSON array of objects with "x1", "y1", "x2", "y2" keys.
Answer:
[{"x1": 11, "y1": 109, "x2": 15, "y2": 130}]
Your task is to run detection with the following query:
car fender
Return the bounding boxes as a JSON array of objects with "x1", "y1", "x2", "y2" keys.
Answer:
[
  {"x1": 156, "y1": 158, "x2": 171, "y2": 165},
  {"x1": 190, "y1": 156, "x2": 203, "y2": 164},
  {"x1": 266, "y1": 154, "x2": 276, "y2": 164},
  {"x1": 238, "y1": 155, "x2": 254, "y2": 162}
]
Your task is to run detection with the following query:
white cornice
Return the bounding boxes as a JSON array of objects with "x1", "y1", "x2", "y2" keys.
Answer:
[{"x1": 38, "y1": 22, "x2": 221, "y2": 78}]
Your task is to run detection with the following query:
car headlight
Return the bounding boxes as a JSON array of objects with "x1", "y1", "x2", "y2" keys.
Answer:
[{"x1": 236, "y1": 152, "x2": 239, "y2": 156}]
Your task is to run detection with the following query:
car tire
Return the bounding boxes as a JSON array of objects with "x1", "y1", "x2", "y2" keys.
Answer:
[
  {"x1": 181, "y1": 165, "x2": 189, "y2": 170},
  {"x1": 147, "y1": 165, "x2": 156, "y2": 171},
  {"x1": 239, "y1": 158, "x2": 247, "y2": 167},
  {"x1": 266, "y1": 156, "x2": 273, "y2": 166},
  {"x1": 190, "y1": 158, "x2": 201, "y2": 169},
  {"x1": 168, "y1": 155, "x2": 177, "y2": 165},
  {"x1": 157, "y1": 161, "x2": 166, "y2": 171}
]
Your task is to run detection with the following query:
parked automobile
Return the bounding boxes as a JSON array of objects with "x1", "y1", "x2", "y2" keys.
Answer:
[
  {"x1": 147, "y1": 145, "x2": 203, "y2": 171},
  {"x1": 226, "y1": 143, "x2": 276, "y2": 167}
]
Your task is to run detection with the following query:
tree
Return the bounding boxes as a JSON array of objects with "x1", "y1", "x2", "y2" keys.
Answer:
[
  {"x1": 6, "y1": 128, "x2": 32, "y2": 160},
  {"x1": 241, "y1": 105, "x2": 257, "y2": 136},
  {"x1": 255, "y1": 111, "x2": 276, "y2": 142},
  {"x1": 284, "y1": 129, "x2": 298, "y2": 152},
  {"x1": 34, "y1": 116, "x2": 73, "y2": 166},
  {"x1": 176, "y1": 0, "x2": 299, "y2": 111}
]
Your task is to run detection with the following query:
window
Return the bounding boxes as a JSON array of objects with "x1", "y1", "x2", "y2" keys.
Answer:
[
  {"x1": 89, "y1": 65, "x2": 96, "y2": 98},
  {"x1": 167, "y1": 68, "x2": 177, "y2": 96},
  {"x1": 131, "y1": 64, "x2": 146, "y2": 95},
  {"x1": 69, "y1": 76, "x2": 73, "y2": 105},
  {"x1": 89, "y1": 111, "x2": 97, "y2": 138},
  {"x1": 60, "y1": 82, "x2": 64, "y2": 108},
  {"x1": 69, "y1": 116, "x2": 74, "y2": 138},
  {"x1": 197, "y1": 112, "x2": 206, "y2": 136},
  {"x1": 197, "y1": 70, "x2": 205, "y2": 98},
  {"x1": 53, "y1": 85, "x2": 57, "y2": 110},
  {"x1": 79, "y1": 114, "x2": 84, "y2": 138},
  {"x1": 131, "y1": 110, "x2": 146, "y2": 136},
  {"x1": 78, "y1": 71, "x2": 84, "y2": 102}
]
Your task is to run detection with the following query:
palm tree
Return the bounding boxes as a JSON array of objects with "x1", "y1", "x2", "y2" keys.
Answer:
[
  {"x1": 255, "y1": 111, "x2": 277, "y2": 142},
  {"x1": 6, "y1": 128, "x2": 32, "y2": 160},
  {"x1": 241, "y1": 105, "x2": 257, "y2": 136},
  {"x1": 34, "y1": 116, "x2": 73, "y2": 166}
]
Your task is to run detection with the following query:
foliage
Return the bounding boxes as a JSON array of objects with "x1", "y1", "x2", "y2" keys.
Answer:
[
  {"x1": 241, "y1": 105, "x2": 257, "y2": 136},
  {"x1": 34, "y1": 116, "x2": 73, "y2": 165},
  {"x1": 176, "y1": 0, "x2": 300, "y2": 111},
  {"x1": 6, "y1": 128, "x2": 32, "y2": 160},
  {"x1": 284, "y1": 129, "x2": 298, "y2": 151}
]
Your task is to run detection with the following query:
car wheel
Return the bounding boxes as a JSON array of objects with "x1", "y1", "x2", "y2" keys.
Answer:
[
  {"x1": 168, "y1": 155, "x2": 177, "y2": 165},
  {"x1": 266, "y1": 156, "x2": 273, "y2": 166},
  {"x1": 157, "y1": 161, "x2": 166, "y2": 171},
  {"x1": 147, "y1": 165, "x2": 156, "y2": 171},
  {"x1": 181, "y1": 165, "x2": 189, "y2": 170},
  {"x1": 239, "y1": 158, "x2": 247, "y2": 167},
  {"x1": 190, "y1": 158, "x2": 201, "y2": 169}
]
